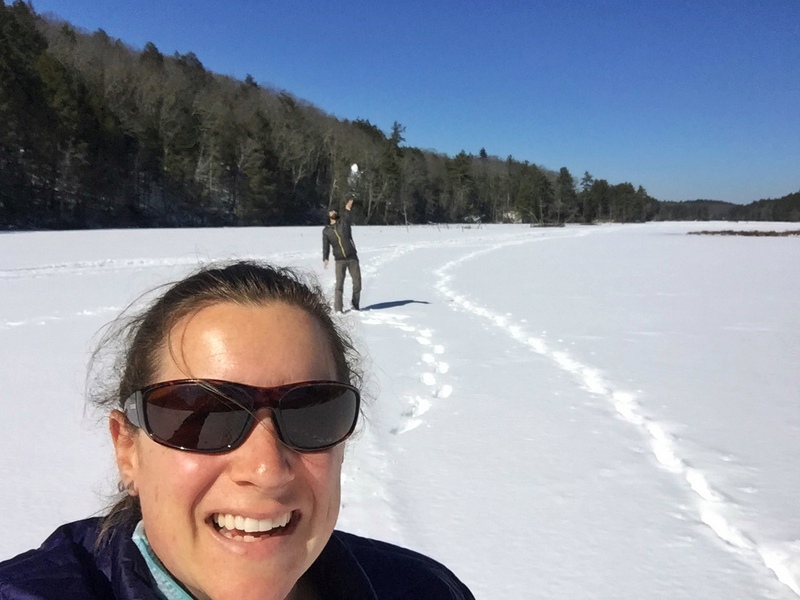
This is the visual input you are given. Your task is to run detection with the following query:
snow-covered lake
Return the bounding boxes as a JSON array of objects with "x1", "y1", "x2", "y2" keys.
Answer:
[{"x1": 1, "y1": 221, "x2": 799, "y2": 599}]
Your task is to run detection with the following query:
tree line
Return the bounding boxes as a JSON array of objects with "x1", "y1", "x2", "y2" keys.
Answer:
[{"x1": 1, "y1": 1, "x2": 798, "y2": 230}]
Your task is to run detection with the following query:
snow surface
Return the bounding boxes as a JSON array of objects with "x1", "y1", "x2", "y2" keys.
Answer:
[{"x1": 1, "y1": 221, "x2": 799, "y2": 599}]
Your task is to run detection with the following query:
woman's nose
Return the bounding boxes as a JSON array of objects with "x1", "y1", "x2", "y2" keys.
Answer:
[{"x1": 227, "y1": 413, "x2": 296, "y2": 490}]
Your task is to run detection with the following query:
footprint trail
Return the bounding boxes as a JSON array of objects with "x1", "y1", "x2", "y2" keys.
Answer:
[
  {"x1": 358, "y1": 314, "x2": 453, "y2": 435},
  {"x1": 432, "y1": 243, "x2": 800, "y2": 598}
]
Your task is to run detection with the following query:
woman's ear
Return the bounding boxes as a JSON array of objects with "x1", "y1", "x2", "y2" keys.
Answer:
[{"x1": 110, "y1": 410, "x2": 139, "y2": 492}]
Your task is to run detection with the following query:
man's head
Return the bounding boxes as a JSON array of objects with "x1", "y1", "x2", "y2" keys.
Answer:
[{"x1": 328, "y1": 210, "x2": 339, "y2": 223}]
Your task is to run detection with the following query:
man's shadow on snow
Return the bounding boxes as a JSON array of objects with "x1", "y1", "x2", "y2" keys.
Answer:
[{"x1": 361, "y1": 300, "x2": 430, "y2": 311}]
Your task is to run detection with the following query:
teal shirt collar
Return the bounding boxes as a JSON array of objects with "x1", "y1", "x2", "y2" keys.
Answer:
[{"x1": 132, "y1": 521, "x2": 195, "y2": 600}]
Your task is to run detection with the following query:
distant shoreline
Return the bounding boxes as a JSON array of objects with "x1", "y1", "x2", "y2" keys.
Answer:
[{"x1": 688, "y1": 230, "x2": 800, "y2": 237}]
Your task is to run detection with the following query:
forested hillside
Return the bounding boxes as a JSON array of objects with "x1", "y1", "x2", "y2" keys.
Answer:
[{"x1": 1, "y1": 1, "x2": 797, "y2": 229}]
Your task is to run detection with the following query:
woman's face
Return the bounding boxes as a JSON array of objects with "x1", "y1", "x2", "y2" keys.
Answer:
[{"x1": 111, "y1": 301, "x2": 344, "y2": 600}]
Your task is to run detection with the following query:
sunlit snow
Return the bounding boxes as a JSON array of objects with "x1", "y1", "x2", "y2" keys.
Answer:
[{"x1": 1, "y1": 222, "x2": 799, "y2": 599}]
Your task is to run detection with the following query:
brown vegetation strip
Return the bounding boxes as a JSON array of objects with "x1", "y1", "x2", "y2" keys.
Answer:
[{"x1": 688, "y1": 230, "x2": 800, "y2": 237}]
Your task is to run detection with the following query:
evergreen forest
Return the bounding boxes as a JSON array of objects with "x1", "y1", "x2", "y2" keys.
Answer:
[{"x1": 2, "y1": 1, "x2": 798, "y2": 230}]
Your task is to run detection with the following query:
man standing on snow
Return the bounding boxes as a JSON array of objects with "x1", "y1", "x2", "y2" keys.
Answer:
[{"x1": 323, "y1": 196, "x2": 361, "y2": 312}]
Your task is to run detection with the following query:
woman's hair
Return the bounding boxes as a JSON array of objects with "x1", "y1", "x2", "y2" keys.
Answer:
[{"x1": 88, "y1": 260, "x2": 362, "y2": 542}]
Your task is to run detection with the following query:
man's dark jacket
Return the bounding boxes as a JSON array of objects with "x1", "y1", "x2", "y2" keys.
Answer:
[
  {"x1": 323, "y1": 210, "x2": 358, "y2": 261},
  {"x1": 0, "y1": 518, "x2": 475, "y2": 599}
]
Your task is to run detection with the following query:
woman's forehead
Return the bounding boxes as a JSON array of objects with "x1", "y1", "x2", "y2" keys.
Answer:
[{"x1": 157, "y1": 302, "x2": 337, "y2": 385}]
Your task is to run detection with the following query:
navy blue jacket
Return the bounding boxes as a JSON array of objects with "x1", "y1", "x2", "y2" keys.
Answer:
[{"x1": 0, "y1": 518, "x2": 474, "y2": 599}]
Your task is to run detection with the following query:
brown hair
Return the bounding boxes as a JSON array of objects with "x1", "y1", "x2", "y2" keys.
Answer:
[{"x1": 87, "y1": 260, "x2": 362, "y2": 542}]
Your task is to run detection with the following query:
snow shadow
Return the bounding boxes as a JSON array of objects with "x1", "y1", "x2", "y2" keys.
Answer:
[{"x1": 361, "y1": 300, "x2": 431, "y2": 311}]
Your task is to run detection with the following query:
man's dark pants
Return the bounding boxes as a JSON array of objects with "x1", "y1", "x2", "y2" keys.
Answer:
[{"x1": 334, "y1": 258, "x2": 362, "y2": 312}]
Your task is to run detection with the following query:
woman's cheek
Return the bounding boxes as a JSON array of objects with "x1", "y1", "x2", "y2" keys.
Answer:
[{"x1": 138, "y1": 440, "x2": 217, "y2": 502}]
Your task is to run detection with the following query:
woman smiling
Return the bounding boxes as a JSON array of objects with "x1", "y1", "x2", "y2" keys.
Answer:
[{"x1": 0, "y1": 261, "x2": 474, "y2": 600}]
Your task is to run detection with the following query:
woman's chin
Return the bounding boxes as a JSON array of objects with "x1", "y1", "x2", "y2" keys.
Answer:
[{"x1": 182, "y1": 515, "x2": 317, "y2": 599}]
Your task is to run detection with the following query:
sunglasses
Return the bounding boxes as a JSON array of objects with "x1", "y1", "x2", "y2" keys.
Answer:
[{"x1": 123, "y1": 379, "x2": 360, "y2": 453}]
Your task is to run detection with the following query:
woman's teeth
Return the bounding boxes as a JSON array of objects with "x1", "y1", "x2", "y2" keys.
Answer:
[{"x1": 213, "y1": 512, "x2": 292, "y2": 541}]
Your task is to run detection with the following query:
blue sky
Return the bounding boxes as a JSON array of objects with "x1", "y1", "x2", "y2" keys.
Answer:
[{"x1": 27, "y1": 0, "x2": 800, "y2": 203}]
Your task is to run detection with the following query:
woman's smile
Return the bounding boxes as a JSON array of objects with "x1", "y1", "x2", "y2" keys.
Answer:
[{"x1": 210, "y1": 510, "x2": 297, "y2": 542}]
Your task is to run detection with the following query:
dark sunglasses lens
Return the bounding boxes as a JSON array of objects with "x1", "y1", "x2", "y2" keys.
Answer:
[
  {"x1": 144, "y1": 384, "x2": 251, "y2": 451},
  {"x1": 278, "y1": 384, "x2": 359, "y2": 450}
]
